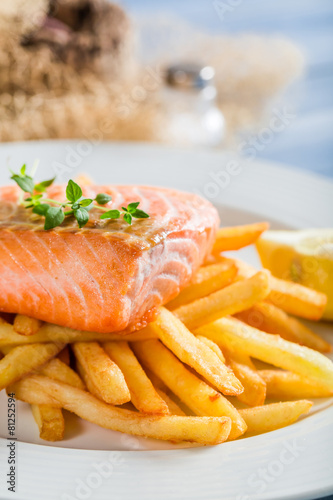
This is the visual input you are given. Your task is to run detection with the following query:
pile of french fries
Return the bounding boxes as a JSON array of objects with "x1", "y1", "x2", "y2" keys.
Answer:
[{"x1": 1, "y1": 222, "x2": 332, "y2": 445}]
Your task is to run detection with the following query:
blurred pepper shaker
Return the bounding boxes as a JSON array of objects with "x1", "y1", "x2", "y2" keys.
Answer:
[{"x1": 162, "y1": 63, "x2": 225, "y2": 147}]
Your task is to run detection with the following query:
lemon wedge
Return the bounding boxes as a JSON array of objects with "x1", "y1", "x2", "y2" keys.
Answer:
[{"x1": 256, "y1": 229, "x2": 333, "y2": 320}]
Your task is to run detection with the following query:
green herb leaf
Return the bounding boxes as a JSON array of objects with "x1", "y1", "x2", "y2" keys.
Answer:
[
  {"x1": 34, "y1": 177, "x2": 56, "y2": 193},
  {"x1": 32, "y1": 203, "x2": 51, "y2": 216},
  {"x1": 11, "y1": 174, "x2": 34, "y2": 194},
  {"x1": 127, "y1": 202, "x2": 140, "y2": 213},
  {"x1": 95, "y1": 193, "x2": 112, "y2": 205},
  {"x1": 11, "y1": 167, "x2": 150, "y2": 230},
  {"x1": 80, "y1": 198, "x2": 93, "y2": 207},
  {"x1": 27, "y1": 194, "x2": 43, "y2": 205},
  {"x1": 132, "y1": 209, "x2": 149, "y2": 219},
  {"x1": 127, "y1": 201, "x2": 140, "y2": 214},
  {"x1": 100, "y1": 209, "x2": 121, "y2": 220},
  {"x1": 74, "y1": 208, "x2": 89, "y2": 228},
  {"x1": 66, "y1": 180, "x2": 82, "y2": 203},
  {"x1": 44, "y1": 207, "x2": 65, "y2": 230},
  {"x1": 123, "y1": 212, "x2": 132, "y2": 225}
]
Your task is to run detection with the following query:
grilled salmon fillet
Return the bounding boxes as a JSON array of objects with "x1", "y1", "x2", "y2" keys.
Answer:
[{"x1": 0, "y1": 184, "x2": 219, "y2": 333}]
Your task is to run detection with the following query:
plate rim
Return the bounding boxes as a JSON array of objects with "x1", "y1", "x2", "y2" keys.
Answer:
[{"x1": 0, "y1": 140, "x2": 332, "y2": 500}]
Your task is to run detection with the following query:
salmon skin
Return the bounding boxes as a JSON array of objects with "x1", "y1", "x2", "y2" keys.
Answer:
[{"x1": 0, "y1": 184, "x2": 219, "y2": 333}]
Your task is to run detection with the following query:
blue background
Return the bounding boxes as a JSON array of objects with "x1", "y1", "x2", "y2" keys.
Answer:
[{"x1": 120, "y1": 0, "x2": 333, "y2": 180}]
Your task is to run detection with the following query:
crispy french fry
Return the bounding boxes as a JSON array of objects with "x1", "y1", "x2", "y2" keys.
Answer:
[
  {"x1": 76, "y1": 360, "x2": 105, "y2": 401},
  {"x1": 240, "y1": 400, "x2": 312, "y2": 437},
  {"x1": 40, "y1": 358, "x2": 85, "y2": 390},
  {"x1": 13, "y1": 314, "x2": 43, "y2": 336},
  {"x1": 31, "y1": 404, "x2": 65, "y2": 441},
  {"x1": 231, "y1": 258, "x2": 259, "y2": 279},
  {"x1": 268, "y1": 276, "x2": 327, "y2": 321},
  {"x1": 167, "y1": 262, "x2": 237, "y2": 310},
  {"x1": 154, "y1": 388, "x2": 186, "y2": 416},
  {"x1": 0, "y1": 322, "x2": 157, "y2": 348},
  {"x1": 196, "y1": 317, "x2": 333, "y2": 390},
  {"x1": 203, "y1": 254, "x2": 234, "y2": 267},
  {"x1": 103, "y1": 341, "x2": 169, "y2": 415},
  {"x1": 173, "y1": 271, "x2": 271, "y2": 330},
  {"x1": 0, "y1": 346, "x2": 11, "y2": 355},
  {"x1": 72, "y1": 342, "x2": 130, "y2": 405},
  {"x1": 0, "y1": 342, "x2": 64, "y2": 390},
  {"x1": 223, "y1": 348, "x2": 256, "y2": 369},
  {"x1": 149, "y1": 307, "x2": 243, "y2": 396},
  {"x1": 260, "y1": 370, "x2": 333, "y2": 399},
  {"x1": 212, "y1": 222, "x2": 269, "y2": 254},
  {"x1": 12, "y1": 375, "x2": 232, "y2": 445},
  {"x1": 57, "y1": 346, "x2": 70, "y2": 365},
  {"x1": 196, "y1": 336, "x2": 226, "y2": 363},
  {"x1": 233, "y1": 259, "x2": 327, "y2": 321},
  {"x1": 227, "y1": 357, "x2": 266, "y2": 407},
  {"x1": 132, "y1": 339, "x2": 247, "y2": 440},
  {"x1": 143, "y1": 367, "x2": 169, "y2": 392},
  {"x1": 235, "y1": 302, "x2": 331, "y2": 353}
]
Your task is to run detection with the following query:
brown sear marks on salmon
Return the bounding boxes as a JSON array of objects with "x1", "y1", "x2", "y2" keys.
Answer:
[{"x1": 0, "y1": 184, "x2": 219, "y2": 333}]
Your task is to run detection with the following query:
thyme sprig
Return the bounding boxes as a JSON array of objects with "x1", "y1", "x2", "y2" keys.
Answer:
[{"x1": 10, "y1": 165, "x2": 149, "y2": 230}]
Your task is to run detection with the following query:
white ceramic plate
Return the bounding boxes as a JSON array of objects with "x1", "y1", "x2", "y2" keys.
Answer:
[{"x1": 0, "y1": 141, "x2": 332, "y2": 500}]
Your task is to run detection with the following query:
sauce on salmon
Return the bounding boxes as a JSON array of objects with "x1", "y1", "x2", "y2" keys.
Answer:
[{"x1": 0, "y1": 184, "x2": 219, "y2": 333}]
